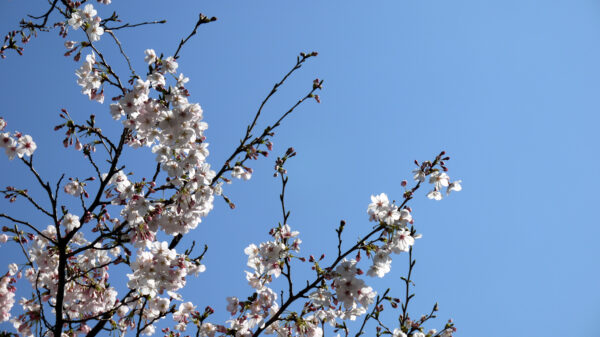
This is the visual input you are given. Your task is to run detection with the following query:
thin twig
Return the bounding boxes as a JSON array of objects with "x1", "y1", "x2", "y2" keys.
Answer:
[
  {"x1": 0, "y1": 214, "x2": 54, "y2": 242},
  {"x1": 106, "y1": 30, "x2": 137, "y2": 77},
  {"x1": 173, "y1": 13, "x2": 217, "y2": 60},
  {"x1": 106, "y1": 19, "x2": 166, "y2": 31}
]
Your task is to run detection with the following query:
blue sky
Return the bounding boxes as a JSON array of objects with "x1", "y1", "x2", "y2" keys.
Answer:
[{"x1": 1, "y1": 1, "x2": 600, "y2": 336}]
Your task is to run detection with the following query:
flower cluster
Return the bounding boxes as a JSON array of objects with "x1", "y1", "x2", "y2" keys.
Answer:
[
  {"x1": 245, "y1": 224, "x2": 300, "y2": 280},
  {"x1": 411, "y1": 156, "x2": 462, "y2": 201},
  {"x1": 232, "y1": 165, "x2": 253, "y2": 181},
  {"x1": 365, "y1": 193, "x2": 418, "y2": 277},
  {"x1": 126, "y1": 241, "x2": 205, "y2": 298},
  {"x1": 68, "y1": 4, "x2": 104, "y2": 42},
  {"x1": 367, "y1": 193, "x2": 413, "y2": 226},
  {"x1": 0, "y1": 275, "x2": 16, "y2": 323},
  {"x1": 172, "y1": 302, "x2": 196, "y2": 332},
  {"x1": 226, "y1": 287, "x2": 279, "y2": 336},
  {"x1": 367, "y1": 228, "x2": 417, "y2": 278},
  {"x1": 331, "y1": 259, "x2": 377, "y2": 316},
  {"x1": 0, "y1": 120, "x2": 37, "y2": 160},
  {"x1": 102, "y1": 50, "x2": 218, "y2": 237},
  {"x1": 211, "y1": 225, "x2": 302, "y2": 336},
  {"x1": 112, "y1": 296, "x2": 173, "y2": 336},
  {"x1": 75, "y1": 53, "x2": 104, "y2": 102}
]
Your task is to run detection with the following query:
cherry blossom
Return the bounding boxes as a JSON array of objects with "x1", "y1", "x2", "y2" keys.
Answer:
[
  {"x1": 62, "y1": 213, "x2": 80, "y2": 233},
  {"x1": 393, "y1": 328, "x2": 408, "y2": 337},
  {"x1": 144, "y1": 49, "x2": 157, "y2": 64},
  {"x1": 447, "y1": 180, "x2": 462, "y2": 195},
  {"x1": 427, "y1": 189, "x2": 443, "y2": 201},
  {"x1": 64, "y1": 180, "x2": 85, "y2": 197},
  {"x1": 429, "y1": 171, "x2": 450, "y2": 190}
]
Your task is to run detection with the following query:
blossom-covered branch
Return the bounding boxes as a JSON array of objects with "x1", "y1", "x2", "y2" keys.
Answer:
[{"x1": 0, "y1": 2, "x2": 462, "y2": 337}]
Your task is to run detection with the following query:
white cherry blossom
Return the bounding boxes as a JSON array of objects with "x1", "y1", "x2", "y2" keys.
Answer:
[
  {"x1": 447, "y1": 180, "x2": 462, "y2": 195},
  {"x1": 144, "y1": 49, "x2": 157, "y2": 64}
]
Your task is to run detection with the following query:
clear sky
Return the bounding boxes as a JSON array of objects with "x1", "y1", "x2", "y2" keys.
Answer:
[{"x1": 1, "y1": 1, "x2": 600, "y2": 336}]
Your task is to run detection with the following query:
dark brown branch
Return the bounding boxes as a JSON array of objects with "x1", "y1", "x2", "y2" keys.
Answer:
[
  {"x1": 401, "y1": 247, "x2": 415, "y2": 327},
  {"x1": 85, "y1": 150, "x2": 103, "y2": 180},
  {"x1": 279, "y1": 173, "x2": 294, "y2": 297},
  {"x1": 54, "y1": 242, "x2": 67, "y2": 337},
  {"x1": 135, "y1": 298, "x2": 149, "y2": 337},
  {"x1": 55, "y1": 174, "x2": 65, "y2": 203},
  {"x1": 0, "y1": 214, "x2": 54, "y2": 243},
  {"x1": 19, "y1": 156, "x2": 59, "y2": 239},
  {"x1": 27, "y1": 0, "x2": 60, "y2": 28}
]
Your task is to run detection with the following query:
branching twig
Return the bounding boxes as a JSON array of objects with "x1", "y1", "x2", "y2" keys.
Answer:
[
  {"x1": 27, "y1": 0, "x2": 61, "y2": 28},
  {"x1": 354, "y1": 289, "x2": 390, "y2": 337},
  {"x1": 210, "y1": 52, "x2": 320, "y2": 186},
  {"x1": 279, "y1": 172, "x2": 294, "y2": 297}
]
